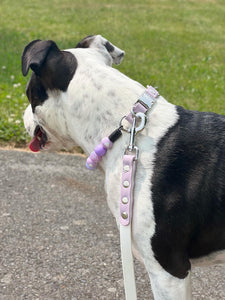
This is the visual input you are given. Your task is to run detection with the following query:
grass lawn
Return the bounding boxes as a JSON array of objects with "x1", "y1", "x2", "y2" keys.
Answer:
[{"x1": 0, "y1": 0, "x2": 224, "y2": 146}]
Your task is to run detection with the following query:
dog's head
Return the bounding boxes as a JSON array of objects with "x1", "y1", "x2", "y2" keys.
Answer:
[
  {"x1": 22, "y1": 35, "x2": 125, "y2": 152},
  {"x1": 75, "y1": 35, "x2": 125, "y2": 65}
]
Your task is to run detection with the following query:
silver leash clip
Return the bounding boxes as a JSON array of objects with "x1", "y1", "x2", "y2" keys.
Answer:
[
  {"x1": 125, "y1": 116, "x2": 141, "y2": 161},
  {"x1": 128, "y1": 118, "x2": 137, "y2": 152},
  {"x1": 121, "y1": 109, "x2": 147, "y2": 161}
]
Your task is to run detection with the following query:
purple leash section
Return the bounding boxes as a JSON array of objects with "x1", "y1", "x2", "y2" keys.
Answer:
[
  {"x1": 120, "y1": 153, "x2": 138, "y2": 300},
  {"x1": 120, "y1": 154, "x2": 137, "y2": 225},
  {"x1": 86, "y1": 86, "x2": 159, "y2": 300}
]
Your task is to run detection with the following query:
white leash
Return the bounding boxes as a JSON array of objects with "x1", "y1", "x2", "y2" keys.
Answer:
[{"x1": 120, "y1": 224, "x2": 137, "y2": 300}]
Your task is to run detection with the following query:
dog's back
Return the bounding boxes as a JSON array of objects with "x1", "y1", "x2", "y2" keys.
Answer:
[{"x1": 151, "y1": 105, "x2": 225, "y2": 278}]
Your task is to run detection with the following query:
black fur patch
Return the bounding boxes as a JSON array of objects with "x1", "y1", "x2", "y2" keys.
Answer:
[
  {"x1": 26, "y1": 73, "x2": 48, "y2": 112},
  {"x1": 75, "y1": 35, "x2": 95, "y2": 48},
  {"x1": 151, "y1": 106, "x2": 225, "y2": 278},
  {"x1": 22, "y1": 40, "x2": 77, "y2": 112},
  {"x1": 105, "y1": 41, "x2": 114, "y2": 53}
]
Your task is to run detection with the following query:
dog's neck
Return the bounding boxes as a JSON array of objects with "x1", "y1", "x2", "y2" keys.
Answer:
[{"x1": 63, "y1": 49, "x2": 146, "y2": 157}]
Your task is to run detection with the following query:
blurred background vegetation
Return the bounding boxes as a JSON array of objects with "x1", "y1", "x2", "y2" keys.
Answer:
[{"x1": 0, "y1": 0, "x2": 224, "y2": 147}]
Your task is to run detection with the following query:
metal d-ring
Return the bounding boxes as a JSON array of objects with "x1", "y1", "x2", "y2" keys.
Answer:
[
  {"x1": 119, "y1": 116, "x2": 131, "y2": 133},
  {"x1": 120, "y1": 112, "x2": 147, "y2": 134}
]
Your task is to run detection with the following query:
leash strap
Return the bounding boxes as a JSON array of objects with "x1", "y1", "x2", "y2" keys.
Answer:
[
  {"x1": 120, "y1": 154, "x2": 137, "y2": 300},
  {"x1": 119, "y1": 86, "x2": 159, "y2": 300},
  {"x1": 85, "y1": 86, "x2": 160, "y2": 300}
]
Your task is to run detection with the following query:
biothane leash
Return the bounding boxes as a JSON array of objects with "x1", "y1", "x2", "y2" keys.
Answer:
[{"x1": 86, "y1": 86, "x2": 160, "y2": 300}]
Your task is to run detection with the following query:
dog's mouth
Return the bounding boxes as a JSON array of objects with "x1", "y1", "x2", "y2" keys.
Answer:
[{"x1": 29, "y1": 126, "x2": 48, "y2": 152}]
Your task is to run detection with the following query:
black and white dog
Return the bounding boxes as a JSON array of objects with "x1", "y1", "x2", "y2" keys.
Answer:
[{"x1": 22, "y1": 35, "x2": 225, "y2": 299}]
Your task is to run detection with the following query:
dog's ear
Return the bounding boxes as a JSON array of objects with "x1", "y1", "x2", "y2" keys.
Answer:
[
  {"x1": 22, "y1": 39, "x2": 77, "y2": 95},
  {"x1": 22, "y1": 40, "x2": 61, "y2": 76},
  {"x1": 75, "y1": 35, "x2": 95, "y2": 49}
]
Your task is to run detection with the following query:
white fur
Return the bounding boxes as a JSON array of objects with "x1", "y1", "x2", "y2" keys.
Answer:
[
  {"x1": 23, "y1": 37, "x2": 223, "y2": 299},
  {"x1": 23, "y1": 104, "x2": 37, "y2": 137}
]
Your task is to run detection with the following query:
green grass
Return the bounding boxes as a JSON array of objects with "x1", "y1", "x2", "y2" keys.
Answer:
[{"x1": 0, "y1": 0, "x2": 224, "y2": 146}]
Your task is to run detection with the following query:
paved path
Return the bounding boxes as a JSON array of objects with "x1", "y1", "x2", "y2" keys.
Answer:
[{"x1": 0, "y1": 149, "x2": 224, "y2": 299}]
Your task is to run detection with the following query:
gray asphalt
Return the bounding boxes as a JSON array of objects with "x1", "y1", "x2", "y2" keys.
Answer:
[{"x1": 0, "y1": 149, "x2": 224, "y2": 300}]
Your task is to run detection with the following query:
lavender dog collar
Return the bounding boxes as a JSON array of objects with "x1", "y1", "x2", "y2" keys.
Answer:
[{"x1": 125, "y1": 85, "x2": 159, "y2": 124}]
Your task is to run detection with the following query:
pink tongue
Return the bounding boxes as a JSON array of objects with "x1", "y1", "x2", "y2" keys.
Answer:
[{"x1": 29, "y1": 136, "x2": 41, "y2": 152}]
